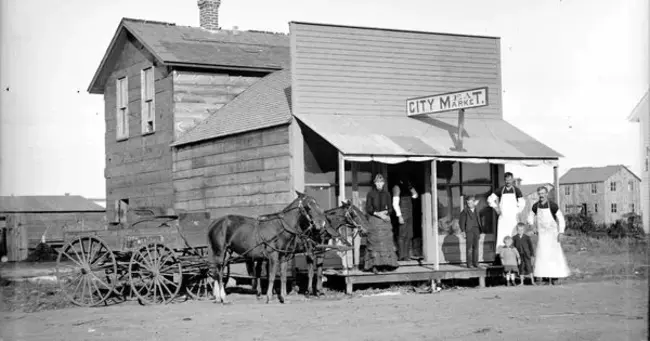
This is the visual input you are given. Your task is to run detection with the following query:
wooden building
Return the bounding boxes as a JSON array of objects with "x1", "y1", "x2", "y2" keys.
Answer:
[
  {"x1": 90, "y1": 4, "x2": 563, "y2": 291},
  {"x1": 0, "y1": 195, "x2": 106, "y2": 261},
  {"x1": 559, "y1": 165, "x2": 641, "y2": 225},
  {"x1": 628, "y1": 90, "x2": 649, "y2": 232}
]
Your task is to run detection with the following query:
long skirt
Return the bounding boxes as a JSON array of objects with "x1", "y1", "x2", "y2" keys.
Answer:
[{"x1": 363, "y1": 216, "x2": 399, "y2": 272}]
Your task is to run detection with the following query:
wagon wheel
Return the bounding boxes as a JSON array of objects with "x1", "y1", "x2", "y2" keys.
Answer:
[
  {"x1": 128, "y1": 244, "x2": 182, "y2": 305},
  {"x1": 55, "y1": 236, "x2": 118, "y2": 307},
  {"x1": 185, "y1": 270, "x2": 214, "y2": 300}
]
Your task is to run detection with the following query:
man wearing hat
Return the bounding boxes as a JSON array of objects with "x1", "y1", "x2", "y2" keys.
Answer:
[{"x1": 459, "y1": 195, "x2": 485, "y2": 268}]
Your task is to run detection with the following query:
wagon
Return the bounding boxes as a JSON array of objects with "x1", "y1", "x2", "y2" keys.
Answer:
[{"x1": 54, "y1": 209, "x2": 217, "y2": 307}]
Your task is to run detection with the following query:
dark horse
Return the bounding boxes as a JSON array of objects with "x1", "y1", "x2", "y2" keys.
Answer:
[
  {"x1": 207, "y1": 191, "x2": 328, "y2": 304},
  {"x1": 246, "y1": 200, "x2": 370, "y2": 298}
]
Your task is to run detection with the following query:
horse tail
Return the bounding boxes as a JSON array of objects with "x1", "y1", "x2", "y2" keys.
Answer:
[{"x1": 207, "y1": 216, "x2": 231, "y2": 265}]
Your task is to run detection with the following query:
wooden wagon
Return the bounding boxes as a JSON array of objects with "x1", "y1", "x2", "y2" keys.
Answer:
[{"x1": 54, "y1": 208, "x2": 216, "y2": 306}]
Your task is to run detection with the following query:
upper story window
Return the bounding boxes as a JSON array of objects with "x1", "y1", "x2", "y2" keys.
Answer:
[
  {"x1": 141, "y1": 67, "x2": 155, "y2": 134},
  {"x1": 591, "y1": 183, "x2": 597, "y2": 194},
  {"x1": 628, "y1": 180, "x2": 634, "y2": 191},
  {"x1": 645, "y1": 158, "x2": 649, "y2": 172},
  {"x1": 610, "y1": 181, "x2": 617, "y2": 192},
  {"x1": 611, "y1": 203, "x2": 617, "y2": 213},
  {"x1": 594, "y1": 203, "x2": 598, "y2": 213},
  {"x1": 116, "y1": 76, "x2": 129, "y2": 140},
  {"x1": 564, "y1": 186, "x2": 570, "y2": 195},
  {"x1": 630, "y1": 203, "x2": 635, "y2": 213}
]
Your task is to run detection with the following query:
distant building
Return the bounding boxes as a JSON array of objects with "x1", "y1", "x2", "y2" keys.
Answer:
[
  {"x1": 516, "y1": 181, "x2": 555, "y2": 224},
  {"x1": 627, "y1": 90, "x2": 649, "y2": 232},
  {"x1": 559, "y1": 165, "x2": 641, "y2": 225}
]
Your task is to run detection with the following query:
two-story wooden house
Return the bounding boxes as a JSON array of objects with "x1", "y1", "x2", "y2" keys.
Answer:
[
  {"x1": 628, "y1": 90, "x2": 649, "y2": 233},
  {"x1": 87, "y1": 0, "x2": 289, "y2": 224},
  {"x1": 559, "y1": 165, "x2": 641, "y2": 224}
]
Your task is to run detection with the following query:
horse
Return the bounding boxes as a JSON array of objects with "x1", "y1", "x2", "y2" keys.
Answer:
[
  {"x1": 207, "y1": 191, "x2": 328, "y2": 304},
  {"x1": 246, "y1": 200, "x2": 370, "y2": 298}
]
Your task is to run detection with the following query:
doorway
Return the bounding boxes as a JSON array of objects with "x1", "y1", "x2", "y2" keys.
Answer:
[{"x1": 387, "y1": 162, "x2": 426, "y2": 259}]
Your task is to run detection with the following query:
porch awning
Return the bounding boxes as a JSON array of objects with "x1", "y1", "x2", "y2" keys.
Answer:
[{"x1": 294, "y1": 113, "x2": 563, "y2": 166}]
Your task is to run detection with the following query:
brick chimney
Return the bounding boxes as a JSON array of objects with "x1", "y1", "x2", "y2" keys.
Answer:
[{"x1": 198, "y1": 0, "x2": 221, "y2": 30}]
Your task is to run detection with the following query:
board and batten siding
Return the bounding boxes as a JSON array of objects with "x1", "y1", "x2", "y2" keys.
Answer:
[
  {"x1": 290, "y1": 22, "x2": 502, "y2": 119},
  {"x1": 172, "y1": 125, "x2": 293, "y2": 220},
  {"x1": 104, "y1": 37, "x2": 175, "y2": 221},
  {"x1": 172, "y1": 71, "x2": 264, "y2": 141}
]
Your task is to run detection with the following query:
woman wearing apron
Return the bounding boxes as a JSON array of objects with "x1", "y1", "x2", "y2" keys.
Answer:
[
  {"x1": 527, "y1": 186, "x2": 571, "y2": 284},
  {"x1": 392, "y1": 177, "x2": 418, "y2": 261},
  {"x1": 364, "y1": 174, "x2": 399, "y2": 273},
  {"x1": 488, "y1": 172, "x2": 525, "y2": 249}
]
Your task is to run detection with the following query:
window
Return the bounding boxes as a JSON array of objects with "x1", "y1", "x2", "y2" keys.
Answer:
[
  {"x1": 564, "y1": 186, "x2": 570, "y2": 195},
  {"x1": 141, "y1": 67, "x2": 155, "y2": 134},
  {"x1": 610, "y1": 181, "x2": 617, "y2": 191},
  {"x1": 630, "y1": 203, "x2": 635, "y2": 213},
  {"x1": 611, "y1": 203, "x2": 617, "y2": 213},
  {"x1": 594, "y1": 203, "x2": 598, "y2": 213},
  {"x1": 114, "y1": 199, "x2": 129, "y2": 225},
  {"x1": 591, "y1": 183, "x2": 597, "y2": 194},
  {"x1": 116, "y1": 77, "x2": 129, "y2": 140},
  {"x1": 565, "y1": 204, "x2": 569, "y2": 213},
  {"x1": 645, "y1": 158, "x2": 649, "y2": 172},
  {"x1": 628, "y1": 180, "x2": 634, "y2": 191}
]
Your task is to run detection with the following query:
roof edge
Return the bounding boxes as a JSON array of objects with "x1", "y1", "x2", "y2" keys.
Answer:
[
  {"x1": 165, "y1": 61, "x2": 284, "y2": 73},
  {"x1": 289, "y1": 21, "x2": 501, "y2": 40},
  {"x1": 171, "y1": 120, "x2": 292, "y2": 148},
  {"x1": 627, "y1": 90, "x2": 648, "y2": 122}
]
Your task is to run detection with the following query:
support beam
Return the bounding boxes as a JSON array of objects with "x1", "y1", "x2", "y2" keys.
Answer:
[
  {"x1": 351, "y1": 162, "x2": 361, "y2": 266},
  {"x1": 337, "y1": 152, "x2": 352, "y2": 269},
  {"x1": 431, "y1": 160, "x2": 440, "y2": 270},
  {"x1": 423, "y1": 161, "x2": 438, "y2": 267},
  {"x1": 553, "y1": 165, "x2": 560, "y2": 204},
  {"x1": 457, "y1": 109, "x2": 466, "y2": 151}
]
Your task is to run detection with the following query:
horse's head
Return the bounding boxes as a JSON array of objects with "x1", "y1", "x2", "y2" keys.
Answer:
[
  {"x1": 341, "y1": 200, "x2": 370, "y2": 236},
  {"x1": 294, "y1": 190, "x2": 328, "y2": 232}
]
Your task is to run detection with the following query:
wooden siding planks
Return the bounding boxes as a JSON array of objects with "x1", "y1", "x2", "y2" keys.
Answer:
[
  {"x1": 290, "y1": 23, "x2": 503, "y2": 119},
  {"x1": 172, "y1": 71, "x2": 262, "y2": 140},
  {"x1": 104, "y1": 37, "x2": 174, "y2": 220},
  {"x1": 173, "y1": 125, "x2": 293, "y2": 217}
]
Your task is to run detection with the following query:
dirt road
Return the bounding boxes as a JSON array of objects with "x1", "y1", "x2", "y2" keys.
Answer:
[{"x1": 1, "y1": 279, "x2": 646, "y2": 341}]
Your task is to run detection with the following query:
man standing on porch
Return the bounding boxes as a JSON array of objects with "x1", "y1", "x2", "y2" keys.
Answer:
[
  {"x1": 527, "y1": 186, "x2": 571, "y2": 285},
  {"x1": 391, "y1": 176, "x2": 419, "y2": 261},
  {"x1": 487, "y1": 172, "x2": 525, "y2": 249}
]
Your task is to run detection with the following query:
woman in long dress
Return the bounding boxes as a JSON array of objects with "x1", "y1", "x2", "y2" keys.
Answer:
[
  {"x1": 527, "y1": 186, "x2": 571, "y2": 284},
  {"x1": 364, "y1": 173, "x2": 399, "y2": 273}
]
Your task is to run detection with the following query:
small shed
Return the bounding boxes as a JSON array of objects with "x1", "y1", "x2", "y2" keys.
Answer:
[{"x1": 0, "y1": 195, "x2": 106, "y2": 261}]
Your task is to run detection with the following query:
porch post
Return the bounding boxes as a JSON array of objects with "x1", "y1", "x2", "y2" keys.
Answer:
[
  {"x1": 553, "y1": 163, "x2": 560, "y2": 204},
  {"x1": 423, "y1": 160, "x2": 439, "y2": 269},
  {"x1": 337, "y1": 152, "x2": 352, "y2": 268},
  {"x1": 431, "y1": 160, "x2": 440, "y2": 270},
  {"x1": 351, "y1": 162, "x2": 361, "y2": 266}
]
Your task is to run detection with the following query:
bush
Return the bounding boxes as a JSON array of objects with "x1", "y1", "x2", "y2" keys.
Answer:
[
  {"x1": 25, "y1": 243, "x2": 58, "y2": 262},
  {"x1": 564, "y1": 213, "x2": 604, "y2": 234}
]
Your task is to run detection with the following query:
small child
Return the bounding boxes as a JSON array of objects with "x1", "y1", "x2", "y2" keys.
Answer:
[
  {"x1": 512, "y1": 222, "x2": 535, "y2": 286},
  {"x1": 497, "y1": 236, "x2": 520, "y2": 286}
]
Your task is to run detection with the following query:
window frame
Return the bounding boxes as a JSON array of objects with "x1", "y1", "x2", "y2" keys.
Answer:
[
  {"x1": 564, "y1": 185, "x2": 570, "y2": 195},
  {"x1": 611, "y1": 203, "x2": 617, "y2": 213},
  {"x1": 594, "y1": 203, "x2": 598, "y2": 213},
  {"x1": 116, "y1": 76, "x2": 129, "y2": 140},
  {"x1": 141, "y1": 67, "x2": 155, "y2": 134},
  {"x1": 610, "y1": 181, "x2": 617, "y2": 192},
  {"x1": 591, "y1": 183, "x2": 597, "y2": 194}
]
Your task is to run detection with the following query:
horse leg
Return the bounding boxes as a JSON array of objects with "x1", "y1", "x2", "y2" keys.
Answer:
[
  {"x1": 305, "y1": 254, "x2": 314, "y2": 298},
  {"x1": 316, "y1": 254, "x2": 325, "y2": 296},
  {"x1": 265, "y1": 253, "x2": 278, "y2": 304},
  {"x1": 212, "y1": 263, "x2": 223, "y2": 304},
  {"x1": 254, "y1": 260, "x2": 263, "y2": 299},
  {"x1": 279, "y1": 255, "x2": 287, "y2": 304}
]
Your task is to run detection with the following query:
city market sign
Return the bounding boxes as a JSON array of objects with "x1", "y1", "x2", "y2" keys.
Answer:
[{"x1": 406, "y1": 87, "x2": 489, "y2": 116}]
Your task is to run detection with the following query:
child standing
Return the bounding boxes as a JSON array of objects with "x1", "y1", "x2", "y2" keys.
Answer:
[
  {"x1": 497, "y1": 236, "x2": 520, "y2": 286},
  {"x1": 512, "y1": 222, "x2": 535, "y2": 286}
]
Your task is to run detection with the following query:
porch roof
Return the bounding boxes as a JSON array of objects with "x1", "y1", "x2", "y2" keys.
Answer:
[{"x1": 295, "y1": 113, "x2": 562, "y2": 165}]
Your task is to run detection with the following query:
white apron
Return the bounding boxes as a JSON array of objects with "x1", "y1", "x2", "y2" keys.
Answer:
[
  {"x1": 531, "y1": 206, "x2": 571, "y2": 278},
  {"x1": 489, "y1": 187, "x2": 521, "y2": 249}
]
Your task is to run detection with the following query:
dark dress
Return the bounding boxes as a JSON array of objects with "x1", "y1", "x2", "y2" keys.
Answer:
[
  {"x1": 512, "y1": 233, "x2": 535, "y2": 275},
  {"x1": 364, "y1": 188, "x2": 399, "y2": 272}
]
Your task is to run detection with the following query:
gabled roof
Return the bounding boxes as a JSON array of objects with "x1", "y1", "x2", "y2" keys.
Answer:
[
  {"x1": 559, "y1": 165, "x2": 641, "y2": 185},
  {"x1": 171, "y1": 69, "x2": 292, "y2": 147},
  {"x1": 628, "y1": 90, "x2": 648, "y2": 122},
  {"x1": 0, "y1": 196, "x2": 106, "y2": 213},
  {"x1": 88, "y1": 18, "x2": 290, "y2": 94},
  {"x1": 520, "y1": 183, "x2": 553, "y2": 196}
]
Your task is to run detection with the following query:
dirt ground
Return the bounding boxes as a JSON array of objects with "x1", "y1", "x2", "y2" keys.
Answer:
[{"x1": 1, "y1": 279, "x2": 646, "y2": 341}]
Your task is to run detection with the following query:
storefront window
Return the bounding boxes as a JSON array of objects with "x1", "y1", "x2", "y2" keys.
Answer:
[
  {"x1": 437, "y1": 161, "x2": 460, "y2": 184},
  {"x1": 461, "y1": 163, "x2": 491, "y2": 184},
  {"x1": 437, "y1": 186, "x2": 461, "y2": 235}
]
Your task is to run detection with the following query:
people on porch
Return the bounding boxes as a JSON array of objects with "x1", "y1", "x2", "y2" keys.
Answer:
[
  {"x1": 391, "y1": 176, "x2": 419, "y2": 261},
  {"x1": 487, "y1": 172, "x2": 525, "y2": 250},
  {"x1": 459, "y1": 195, "x2": 485, "y2": 268},
  {"x1": 527, "y1": 186, "x2": 571, "y2": 285},
  {"x1": 513, "y1": 222, "x2": 536, "y2": 285},
  {"x1": 364, "y1": 173, "x2": 400, "y2": 273}
]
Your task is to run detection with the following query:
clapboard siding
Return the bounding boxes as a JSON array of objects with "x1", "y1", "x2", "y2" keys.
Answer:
[
  {"x1": 104, "y1": 36, "x2": 175, "y2": 221},
  {"x1": 291, "y1": 23, "x2": 503, "y2": 119},
  {"x1": 172, "y1": 125, "x2": 293, "y2": 218},
  {"x1": 172, "y1": 71, "x2": 264, "y2": 140}
]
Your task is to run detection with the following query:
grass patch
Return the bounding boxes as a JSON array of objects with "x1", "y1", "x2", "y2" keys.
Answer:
[{"x1": 0, "y1": 278, "x2": 73, "y2": 313}]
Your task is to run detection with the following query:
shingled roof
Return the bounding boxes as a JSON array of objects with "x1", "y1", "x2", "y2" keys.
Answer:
[
  {"x1": 0, "y1": 196, "x2": 105, "y2": 213},
  {"x1": 88, "y1": 18, "x2": 290, "y2": 94},
  {"x1": 559, "y1": 165, "x2": 641, "y2": 185},
  {"x1": 171, "y1": 69, "x2": 292, "y2": 146}
]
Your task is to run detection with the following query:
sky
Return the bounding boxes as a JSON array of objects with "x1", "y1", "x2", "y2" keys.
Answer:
[{"x1": 0, "y1": 0, "x2": 647, "y2": 199}]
